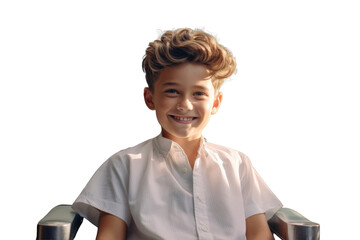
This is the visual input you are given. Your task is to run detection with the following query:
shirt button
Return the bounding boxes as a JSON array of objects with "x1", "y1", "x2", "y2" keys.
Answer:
[
  {"x1": 201, "y1": 226, "x2": 208, "y2": 232},
  {"x1": 197, "y1": 195, "x2": 203, "y2": 202},
  {"x1": 182, "y1": 167, "x2": 188, "y2": 173}
]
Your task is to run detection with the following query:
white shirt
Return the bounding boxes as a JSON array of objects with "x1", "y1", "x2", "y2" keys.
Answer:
[{"x1": 73, "y1": 135, "x2": 282, "y2": 240}]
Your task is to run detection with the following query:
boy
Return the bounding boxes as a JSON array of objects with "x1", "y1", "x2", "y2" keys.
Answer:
[{"x1": 73, "y1": 28, "x2": 282, "y2": 240}]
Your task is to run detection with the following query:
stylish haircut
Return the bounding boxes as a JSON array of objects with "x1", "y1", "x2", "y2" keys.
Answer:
[{"x1": 142, "y1": 28, "x2": 236, "y2": 91}]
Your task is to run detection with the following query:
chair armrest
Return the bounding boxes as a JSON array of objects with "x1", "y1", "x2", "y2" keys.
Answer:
[
  {"x1": 268, "y1": 208, "x2": 320, "y2": 240},
  {"x1": 37, "y1": 204, "x2": 83, "y2": 240}
]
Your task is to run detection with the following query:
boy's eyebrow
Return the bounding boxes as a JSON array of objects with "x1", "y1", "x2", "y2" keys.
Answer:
[
  {"x1": 194, "y1": 85, "x2": 209, "y2": 91},
  {"x1": 161, "y1": 82, "x2": 179, "y2": 87},
  {"x1": 161, "y1": 82, "x2": 210, "y2": 91}
]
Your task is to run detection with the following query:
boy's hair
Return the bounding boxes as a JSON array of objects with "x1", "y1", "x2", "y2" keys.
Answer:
[{"x1": 142, "y1": 28, "x2": 236, "y2": 91}]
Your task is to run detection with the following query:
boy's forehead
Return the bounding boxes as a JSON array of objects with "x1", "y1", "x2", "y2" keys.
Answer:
[{"x1": 157, "y1": 63, "x2": 211, "y2": 83}]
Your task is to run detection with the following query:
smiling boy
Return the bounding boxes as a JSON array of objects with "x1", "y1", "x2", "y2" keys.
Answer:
[
  {"x1": 144, "y1": 63, "x2": 221, "y2": 168},
  {"x1": 73, "y1": 28, "x2": 282, "y2": 240}
]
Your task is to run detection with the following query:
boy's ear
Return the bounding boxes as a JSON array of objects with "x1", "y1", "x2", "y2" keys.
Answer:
[
  {"x1": 211, "y1": 91, "x2": 223, "y2": 115},
  {"x1": 144, "y1": 87, "x2": 155, "y2": 110}
]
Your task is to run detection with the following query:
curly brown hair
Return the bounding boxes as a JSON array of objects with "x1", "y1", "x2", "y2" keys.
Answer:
[{"x1": 142, "y1": 28, "x2": 236, "y2": 91}]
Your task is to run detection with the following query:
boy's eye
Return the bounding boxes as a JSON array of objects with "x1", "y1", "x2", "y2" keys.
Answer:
[
  {"x1": 194, "y1": 92, "x2": 206, "y2": 97},
  {"x1": 165, "y1": 89, "x2": 179, "y2": 94}
]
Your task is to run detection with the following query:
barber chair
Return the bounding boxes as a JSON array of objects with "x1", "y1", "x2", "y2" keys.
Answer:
[{"x1": 37, "y1": 204, "x2": 320, "y2": 240}]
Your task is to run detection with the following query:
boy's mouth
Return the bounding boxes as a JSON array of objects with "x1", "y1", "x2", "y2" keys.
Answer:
[{"x1": 169, "y1": 115, "x2": 197, "y2": 123}]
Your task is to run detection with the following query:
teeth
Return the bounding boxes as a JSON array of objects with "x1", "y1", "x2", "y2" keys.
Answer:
[{"x1": 174, "y1": 116, "x2": 193, "y2": 121}]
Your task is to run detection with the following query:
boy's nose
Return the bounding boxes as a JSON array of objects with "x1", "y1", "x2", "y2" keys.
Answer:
[{"x1": 176, "y1": 98, "x2": 193, "y2": 112}]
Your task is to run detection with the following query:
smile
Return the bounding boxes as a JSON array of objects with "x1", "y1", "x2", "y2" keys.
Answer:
[{"x1": 170, "y1": 115, "x2": 197, "y2": 123}]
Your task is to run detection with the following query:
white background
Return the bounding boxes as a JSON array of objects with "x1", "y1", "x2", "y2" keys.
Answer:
[{"x1": 1, "y1": 1, "x2": 359, "y2": 239}]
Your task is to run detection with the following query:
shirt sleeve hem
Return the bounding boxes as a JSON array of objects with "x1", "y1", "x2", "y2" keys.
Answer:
[
  {"x1": 245, "y1": 201, "x2": 283, "y2": 220},
  {"x1": 72, "y1": 195, "x2": 131, "y2": 227}
]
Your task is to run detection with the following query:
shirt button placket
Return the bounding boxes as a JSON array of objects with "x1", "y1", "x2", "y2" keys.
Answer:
[{"x1": 193, "y1": 164, "x2": 212, "y2": 240}]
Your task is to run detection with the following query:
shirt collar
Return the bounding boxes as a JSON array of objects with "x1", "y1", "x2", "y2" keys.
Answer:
[
  {"x1": 154, "y1": 134, "x2": 208, "y2": 158},
  {"x1": 154, "y1": 134, "x2": 173, "y2": 157}
]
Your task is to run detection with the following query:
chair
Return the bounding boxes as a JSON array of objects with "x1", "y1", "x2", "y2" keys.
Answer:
[{"x1": 37, "y1": 204, "x2": 320, "y2": 240}]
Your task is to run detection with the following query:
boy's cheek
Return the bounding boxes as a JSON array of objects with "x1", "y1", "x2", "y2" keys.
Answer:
[{"x1": 157, "y1": 100, "x2": 174, "y2": 110}]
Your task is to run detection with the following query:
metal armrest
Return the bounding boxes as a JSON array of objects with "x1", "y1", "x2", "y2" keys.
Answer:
[
  {"x1": 268, "y1": 208, "x2": 320, "y2": 240},
  {"x1": 37, "y1": 205, "x2": 319, "y2": 240},
  {"x1": 37, "y1": 204, "x2": 83, "y2": 240}
]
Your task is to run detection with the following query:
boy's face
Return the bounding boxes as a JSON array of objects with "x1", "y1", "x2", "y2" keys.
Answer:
[{"x1": 144, "y1": 63, "x2": 222, "y2": 143}]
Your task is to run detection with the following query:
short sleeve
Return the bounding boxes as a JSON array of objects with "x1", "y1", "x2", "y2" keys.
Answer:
[
  {"x1": 72, "y1": 153, "x2": 131, "y2": 226},
  {"x1": 239, "y1": 153, "x2": 283, "y2": 220}
]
